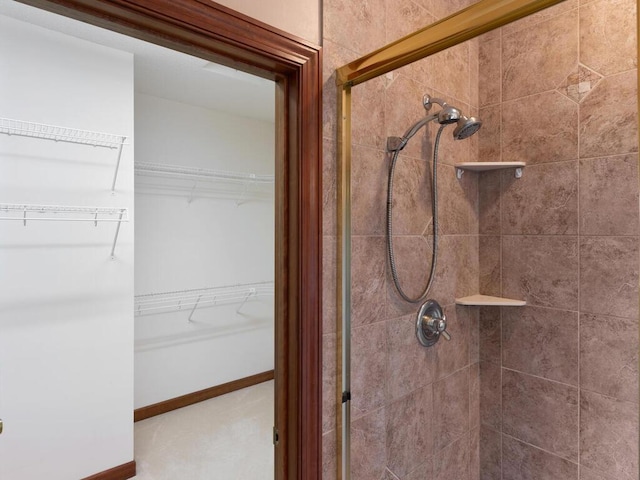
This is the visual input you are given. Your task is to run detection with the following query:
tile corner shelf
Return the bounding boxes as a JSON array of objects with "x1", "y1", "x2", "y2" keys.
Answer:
[
  {"x1": 455, "y1": 294, "x2": 526, "y2": 306},
  {"x1": 455, "y1": 162, "x2": 525, "y2": 179}
]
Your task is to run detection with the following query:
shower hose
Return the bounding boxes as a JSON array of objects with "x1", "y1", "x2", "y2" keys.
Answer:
[{"x1": 386, "y1": 124, "x2": 447, "y2": 303}]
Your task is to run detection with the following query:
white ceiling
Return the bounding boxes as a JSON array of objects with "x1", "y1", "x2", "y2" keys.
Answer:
[{"x1": 0, "y1": 0, "x2": 275, "y2": 122}]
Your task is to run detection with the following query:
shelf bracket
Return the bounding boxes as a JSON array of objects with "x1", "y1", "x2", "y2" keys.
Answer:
[
  {"x1": 236, "y1": 288, "x2": 256, "y2": 313},
  {"x1": 187, "y1": 181, "x2": 198, "y2": 204},
  {"x1": 188, "y1": 295, "x2": 203, "y2": 322},
  {"x1": 110, "y1": 211, "x2": 125, "y2": 260},
  {"x1": 235, "y1": 182, "x2": 249, "y2": 206},
  {"x1": 235, "y1": 175, "x2": 257, "y2": 206},
  {"x1": 110, "y1": 139, "x2": 126, "y2": 194},
  {"x1": 456, "y1": 166, "x2": 524, "y2": 180}
]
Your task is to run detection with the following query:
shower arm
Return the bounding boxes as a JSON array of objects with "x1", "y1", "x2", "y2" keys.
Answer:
[{"x1": 423, "y1": 94, "x2": 449, "y2": 112}]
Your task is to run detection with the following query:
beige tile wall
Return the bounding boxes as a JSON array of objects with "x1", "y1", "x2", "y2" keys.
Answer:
[
  {"x1": 477, "y1": 1, "x2": 639, "y2": 479},
  {"x1": 323, "y1": 0, "x2": 482, "y2": 478},
  {"x1": 323, "y1": 0, "x2": 639, "y2": 479}
]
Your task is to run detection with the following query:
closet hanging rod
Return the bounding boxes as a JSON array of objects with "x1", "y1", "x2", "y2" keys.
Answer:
[
  {"x1": 135, "y1": 281, "x2": 274, "y2": 303},
  {"x1": 0, "y1": 204, "x2": 128, "y2": 258},
  {"x1": 136, "y1": 284, "x2": 274, "y2": 303},
  {"x1": 134, "y1": 162, "x2": 275, "y2": 184},
  {"x1": 0, "y1": 117, "x2": 127, "y2": 148},
  {"x1": 0, "y1": 204, "x2": 128, "y2": 221},
  {"x1": 136, "y1": 289, "x2": 274, "y2": 310},
  {"x1": 135, "y1": 281, "x2": 274, "y2": 316}
]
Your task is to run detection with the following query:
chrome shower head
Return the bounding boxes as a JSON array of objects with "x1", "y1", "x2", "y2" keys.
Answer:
[
  {"x1": 423, "y1": 94, "x2": 461, "y2": 125},
  {"x1": 387, "y1": 94, "x2": 481, "y2": 152},
  {"x1": 437, "y1": 105, "x2": 461, "y2": 125},
  {"x1": 453, "y1": 115, "x2": 482, "y2": 140}
]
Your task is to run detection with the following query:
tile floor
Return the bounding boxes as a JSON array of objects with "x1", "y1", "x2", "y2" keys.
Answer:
[{"x1": 133, "y1": 381, "x2": 274, "y2": 479}]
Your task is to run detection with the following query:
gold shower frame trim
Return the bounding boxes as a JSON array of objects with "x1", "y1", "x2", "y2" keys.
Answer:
[
  {"x1": 336, "y1": 0, "x2": 566, "y2": 87},
  {"x1": 335, "y1": 1, "x2": 567, "y2": 479}
]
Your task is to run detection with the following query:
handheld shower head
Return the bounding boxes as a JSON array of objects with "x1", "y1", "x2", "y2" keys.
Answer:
[{"x1": 453, "y1": 116, "x2": 482, "y2": 140}]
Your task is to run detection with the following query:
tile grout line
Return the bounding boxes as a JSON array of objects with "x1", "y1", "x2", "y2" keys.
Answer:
[
  {"x1": 501, "y1": 366, "x2": 580, "y2": 389},
  {"x1": 576, "y1": 5, "x2": 582, "y2": 473},
  {"x1": 493, "y1": 65, "x2": 637, "y2": 107},
  {"x1": 496, "y1": 367, "x2": 639, "y2": 404},
  {"x1": 500, "y1": 431, "x2": 580, "y2": 465},
  {"x1": 498, "y1": 233, "x2": 639, "y2": 238}
]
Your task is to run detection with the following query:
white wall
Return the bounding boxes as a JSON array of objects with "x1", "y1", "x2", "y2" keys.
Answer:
[
  {"x1": 134, "y1": 93, "x2": 275, "y2": 408},
  {"x1": 216, "y1": 0, "x2": 321, "y2": 45},
  {"x1": 0, "y1": 16, "x2": 134, "y2": 480}
]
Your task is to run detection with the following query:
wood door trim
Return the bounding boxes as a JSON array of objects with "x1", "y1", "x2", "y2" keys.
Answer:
[
  {"x1": 134, "y1": 370, "x2": 275, "y2": 422},
  {"x1": 16, "y1": 2, "x2": 322, "y2": 479}
]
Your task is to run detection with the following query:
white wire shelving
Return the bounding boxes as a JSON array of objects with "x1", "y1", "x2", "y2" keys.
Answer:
[
  {"x1": 0, "y1": 203, "x2": 128, "y2": 258},
  {"x1": 134, "y1": 162, "x2": 274, "y2": 204},
  {"x1": 0, "y1": 117, "x2": 128, "y2": 192},
  {"x1": 135, "y1": 280, "x2": 274, "y2": 321}
]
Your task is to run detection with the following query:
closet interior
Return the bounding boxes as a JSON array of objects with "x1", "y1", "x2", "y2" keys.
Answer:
[
  {"x1": 133, "y1": 68, "x2": 275, "y2": 412},
  {"x1": 0, "y1": 2, "x2": 276, "y2": 478}
]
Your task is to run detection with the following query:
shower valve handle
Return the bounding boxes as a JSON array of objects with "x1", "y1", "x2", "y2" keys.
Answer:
[
  {"x1": 426, "y1": 316, "x2": 451, "y2": 341},
  {"x1": 416, "y1": 299, "x2": 451, "y2": 347}
]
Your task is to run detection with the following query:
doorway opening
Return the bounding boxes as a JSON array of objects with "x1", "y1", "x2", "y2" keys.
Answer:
[{"x1": 0, "y1": 1, "x2": 321, "y2": 479}]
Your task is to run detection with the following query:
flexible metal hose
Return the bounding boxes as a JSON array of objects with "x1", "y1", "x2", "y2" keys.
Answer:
[{"x1": 386, "y1": 124, "x2": 447, "y2": 303}]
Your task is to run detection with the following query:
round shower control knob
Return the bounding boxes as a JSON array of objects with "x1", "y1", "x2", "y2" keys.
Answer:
[{"x1": 416, "y1": 299, "x2": 451, "y2": 347}]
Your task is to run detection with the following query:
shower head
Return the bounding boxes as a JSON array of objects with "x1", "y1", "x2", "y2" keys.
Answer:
[
  {"x1": 453, "y1": 115, "x2": 482, "y2": 140},
  {"x1": 387, "y1": 95, "x2": 481, "y2": 152},
  {"x1": 437, "y1": 105, "x2": 461, "y2": 125},
  {"x1": 423, "y1": 94, "x2": 461, "y2": 125}
]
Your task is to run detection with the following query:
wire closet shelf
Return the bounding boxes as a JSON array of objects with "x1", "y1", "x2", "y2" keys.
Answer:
[
  {"x1": 0, "y1": 117, "x2": 126, "y2": 148},
  {"x1": 134, "y1": 162, "x2": 274, "y2": 204},
  {"x1": 0, "y1": 203, "x2": 128, "y2": 257},
  {"x1": 135, "y1": 280, "x2": 274, "y2": 321},
  {"x1": 135, "y1": 162, "x2": 275, "y2": 184},
  {"x1": 0, "y1": 117, "x2": 128, "y2": 191}
]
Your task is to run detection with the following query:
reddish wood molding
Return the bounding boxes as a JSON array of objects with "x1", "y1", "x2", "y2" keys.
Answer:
[
  {"x1": 80, "y1": 461, "x2": 136, "y2": 480},
  {"x1": 16, "y1": 1, "x2": 322, "y2": 479},
  {"x1": 134, "y1": 370, "x2": 275, "y2": 422}
]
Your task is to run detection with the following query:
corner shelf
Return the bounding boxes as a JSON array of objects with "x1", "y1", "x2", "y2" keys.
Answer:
[
  {"x1": 455, "y1": 161, "x2": 525, "y2": 179},
  {"x1": 0, "y1": 203, "x2": 128, "y2": 258},
  {"x1": 455, "y1": 294, "x2": 526, "y2": 306},
  {"x1": 0, "y1": 117, "x2": 128, "y2": 192}
]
